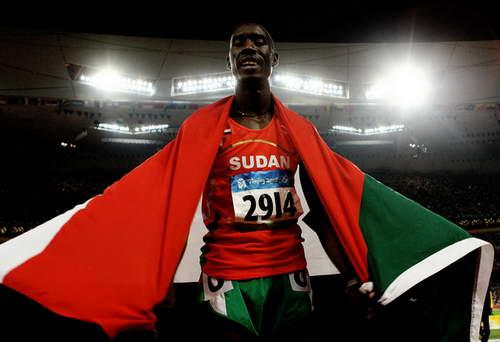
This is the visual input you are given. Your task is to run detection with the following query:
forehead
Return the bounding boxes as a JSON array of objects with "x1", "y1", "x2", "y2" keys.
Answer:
[{"x1": 231, "y1": 24, "x2": 267, "y2": 39}]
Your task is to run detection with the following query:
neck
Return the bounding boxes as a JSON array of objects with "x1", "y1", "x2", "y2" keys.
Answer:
[{"x1": 234, "y1": 78, "x2": 272, "y2": 116}]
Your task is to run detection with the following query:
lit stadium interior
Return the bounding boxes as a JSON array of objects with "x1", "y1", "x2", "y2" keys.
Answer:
[{"x1": 0, "y1": 6, "x2": 499, "y2": 341}]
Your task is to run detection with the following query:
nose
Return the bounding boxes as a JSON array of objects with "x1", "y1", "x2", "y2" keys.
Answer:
[
  {"x1": 241, "y1": 46, "x2": 258, "y2": 56},
  {"x1": 242, "y1": 38, "x2": 257, "y2": 50}
]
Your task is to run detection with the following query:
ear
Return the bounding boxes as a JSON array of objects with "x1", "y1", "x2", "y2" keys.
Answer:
[
  {"x1": 226, "y1": 56, "x2": 232, "y2": 70},
  {"x1": 272, "y1": 52, "x2": 279, "y2": 68}
]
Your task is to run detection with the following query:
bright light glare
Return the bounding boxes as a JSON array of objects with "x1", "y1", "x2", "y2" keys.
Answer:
[
  {"x1": 366, "y1": 64, "x2": 431, "y2": 107},
  {"x1": 331, "y1": 125, "x2": 363, "y2": 134},
  {"x1": 135, "y1": 124, "x2": 170, "y2": 134},
  {"x1": 171, "y1": 72, "x2": 348, "y2": 98},
  {"x1": 81, "y1": 69, "x2": 155, "y2": 96},
  {"x1": 172, "y1": 73, "x2": 236, "y2": 96},
  {"x1": 273, "y1": 74, "x2": 347, "y2": 98},
  {"x1": 97, "y1": 123, "x2": 131, "y2": 133},
  {"x1": 331, "y1": 124, "x2": 405, "y2": 135},
  {"x1": 96, "y1": 123, "x2": 169, "y2": 135}
]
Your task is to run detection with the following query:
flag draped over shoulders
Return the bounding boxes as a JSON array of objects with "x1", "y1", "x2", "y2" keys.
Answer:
[
  {"x1": 0, "y1": 95, "x2": 493, "y2": 341},
  {"x1": 0, "y1": 96, "x2": 232, "y2": 337}
]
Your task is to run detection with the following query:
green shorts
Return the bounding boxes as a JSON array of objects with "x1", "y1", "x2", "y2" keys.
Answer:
[{"x1": 198, "y1": 269, "x2": 313, "y2": 337}]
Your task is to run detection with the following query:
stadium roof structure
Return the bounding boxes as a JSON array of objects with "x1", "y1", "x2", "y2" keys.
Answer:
[
  {"x1": 0, "y1": 8, "x2": 499, "y2": 174},
  {"x1": 0, "y1": 27, "x2": 498, "y2": 105}
]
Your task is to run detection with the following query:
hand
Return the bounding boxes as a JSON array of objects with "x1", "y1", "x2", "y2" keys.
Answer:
[
  {"x1": 358, "y1": 281, "x2": 376, "y2": 300},
  {"x1": 345, "y1": 280, "x2": 378, "y2": 320}
]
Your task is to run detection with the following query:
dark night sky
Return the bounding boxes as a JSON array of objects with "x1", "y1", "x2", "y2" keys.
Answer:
[{"x1": 3, "y1": 2, "x2": 499, "y2": 43}]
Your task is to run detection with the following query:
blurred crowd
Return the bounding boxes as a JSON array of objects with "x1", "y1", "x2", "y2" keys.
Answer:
[{"x1": 373, "y1": 174, "x2": 500, "y2": 228}]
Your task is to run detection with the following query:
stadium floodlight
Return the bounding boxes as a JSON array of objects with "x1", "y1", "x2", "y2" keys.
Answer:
[
  {"x1": 66, "y1": 63, "x2": 156, "y2": 97},
  {"x1": 172, "y1": 71, "x2": 348, "y2": 98},
  {"x1": 133, "y1": 124, "x2": 170, "y2": 134},
  {"x1": 60, "y1": 142, "x2": 76, "y2": 148},
  {"x1": 365, "y1": 63, "x2": 431, "y2": 107},
  {"x1": 331, "y1": 124, "x2": 405, "y2": 135},
  {"x1": 96, "y1": 123, "x2": 131, "y2": 134},
  {"x1": 363, "y1": 124, "x2": 405, "y2": 135},
  {"x1": 96, "y1": 123, "x2": 169, "y2": 135},
  {"x1": 172, "y1": 72, "x2": 236, "y2": 96},
  {"x1": 101, "y1": 138, "x2": 165, "y2": 145},
  {"x1": 272, "y1": 74, "x2": 348, "y2": 99},
  {"x1": 331, "y1": 125, "x2": 363, "y2": 134}
]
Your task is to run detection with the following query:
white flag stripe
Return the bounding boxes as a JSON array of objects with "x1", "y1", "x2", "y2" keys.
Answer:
[
  {"x1": 295, "y1": 166, "x2": 340, "y2": 277},
  {"x1": 173, "y1": 197, "x2": 205, "y2": 283},
  {"x1": 173, "y1": 165, "x2": 339, "y2": 283}
]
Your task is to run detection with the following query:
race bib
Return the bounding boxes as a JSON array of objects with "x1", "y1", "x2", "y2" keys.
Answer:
[{"x1": 231, "y1": 170, "x2": 303, "y2": 224}]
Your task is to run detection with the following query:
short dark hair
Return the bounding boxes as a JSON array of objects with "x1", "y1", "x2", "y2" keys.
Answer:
[{"x1": 230, "y1": 21, "x2": 275, "y2": 52}]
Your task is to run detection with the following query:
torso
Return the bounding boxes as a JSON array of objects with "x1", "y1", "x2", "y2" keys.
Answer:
[{"x1": 200, "y1": 113, "x2": 307, "y2": 280}]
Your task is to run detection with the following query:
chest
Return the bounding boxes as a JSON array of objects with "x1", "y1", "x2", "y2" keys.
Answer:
[{"x1": 212, "y1": 117, "x2": 298, "y2": 174}]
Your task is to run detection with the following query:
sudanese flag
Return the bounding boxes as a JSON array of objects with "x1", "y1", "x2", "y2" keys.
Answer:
[{"x1": 0, "y1": 95, "x2": 493, "y2": 341}]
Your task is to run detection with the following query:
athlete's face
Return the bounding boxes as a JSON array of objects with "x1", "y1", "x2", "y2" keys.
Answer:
[{"x1": 227, "y1": 24, "x2": 279, "y2": 82}]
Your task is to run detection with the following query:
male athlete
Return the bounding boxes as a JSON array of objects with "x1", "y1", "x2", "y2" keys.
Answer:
[
  {"x1": 0, "y1": 22, "x2": 489, "y2": 342},
  {"x1": 197, "y1": 22, "x2": 372, "y2": 340}
]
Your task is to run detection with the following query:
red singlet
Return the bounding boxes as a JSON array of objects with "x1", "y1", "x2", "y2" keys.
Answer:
[{"x1": 200, "y1": 114, "x2": 306, "y2": 280}]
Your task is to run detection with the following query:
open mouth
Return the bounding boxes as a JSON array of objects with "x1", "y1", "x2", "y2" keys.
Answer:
[{"x1": 239, "y1": 59, "x2": 260, "y2": 68}]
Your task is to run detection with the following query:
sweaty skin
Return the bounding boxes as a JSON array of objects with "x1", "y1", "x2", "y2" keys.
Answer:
[{"x1": 227, "y1": 23, "x2": 278, "y2": 129}]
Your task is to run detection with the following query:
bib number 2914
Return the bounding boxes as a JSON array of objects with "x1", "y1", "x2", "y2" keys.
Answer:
[
  {"x1": 231, "y1": 170, "x2": 303, "y2": 223},
  {"x1": 242, "y1": 191, "x2": 297, "y2": 221}
]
